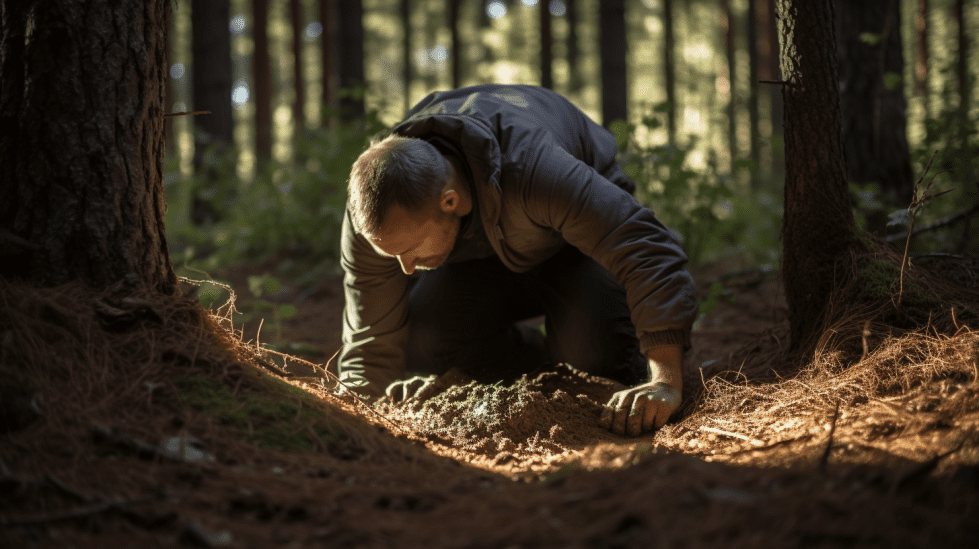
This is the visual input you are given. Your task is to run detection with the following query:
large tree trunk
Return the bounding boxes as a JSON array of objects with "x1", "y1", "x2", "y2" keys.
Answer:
[
  {"x1": 599, "y1": 0, "x2": 628, "y2": 126},
  {"x1": 837, "y1": 0, "x2": 913, "y2": 205},
  {"x1": 0, "y1": 0, "x2": 176, "y2": 293},
  {"x1": 253, "y1": 0, "x2": 272, "y2": 159},
  {"x1": 337, "y1": 0, "x2": 364, "y2": 121},
  {"x1": 192, "y1": 0, "x2": 234, "y2": 146},
  {"x1": 776, "y1": 0, "x2": 856, "y2": 351}
]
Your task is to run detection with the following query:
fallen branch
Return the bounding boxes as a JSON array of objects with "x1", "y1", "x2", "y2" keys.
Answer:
[{"x1": 884, "y1": 203, "x2": 979, "y2": 243}]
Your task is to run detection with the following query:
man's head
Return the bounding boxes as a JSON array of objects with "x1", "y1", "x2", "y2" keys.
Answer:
[{"x1": 348, "y1": 135, "x2": 472, "y2": 275}]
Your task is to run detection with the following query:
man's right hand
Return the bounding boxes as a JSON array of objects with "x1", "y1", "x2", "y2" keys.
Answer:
[{"x1": 385, "y1": 375, "x2": 439, "y2": 402}]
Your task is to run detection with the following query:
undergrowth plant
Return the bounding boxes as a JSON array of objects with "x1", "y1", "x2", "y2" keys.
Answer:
[{"x1": 613, "y1": 102, "x2": 783, "y2": 270}]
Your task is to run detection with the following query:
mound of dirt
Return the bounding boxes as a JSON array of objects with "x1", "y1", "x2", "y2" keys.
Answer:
[{"x1": 378, "y1": 364, "x2": 626, "y2": 471}]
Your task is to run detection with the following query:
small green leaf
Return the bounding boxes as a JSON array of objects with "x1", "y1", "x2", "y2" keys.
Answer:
[{"x1": 278, "y1": 304, "x2": 297, "y2": 318}]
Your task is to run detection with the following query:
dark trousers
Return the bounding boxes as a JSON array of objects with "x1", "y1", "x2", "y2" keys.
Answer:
[{"x1": 406, "y1": 245, "x2": 648, "y2": 386}]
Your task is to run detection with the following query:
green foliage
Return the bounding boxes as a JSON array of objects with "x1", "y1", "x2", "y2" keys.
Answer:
[
  {"x1": 616, "y1": 103, "x2": 783, "y2": 268},
  {"x1": 164, "y1": 107, "x2": 386, "y2": 278},
  {"x1": 174, "y1": 373, "x2": 344, "y2": 452}
]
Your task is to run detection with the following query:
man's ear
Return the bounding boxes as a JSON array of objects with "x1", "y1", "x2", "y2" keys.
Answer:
[{"x1": 440, "y1": 189, "x2": 459, "y2": 214}]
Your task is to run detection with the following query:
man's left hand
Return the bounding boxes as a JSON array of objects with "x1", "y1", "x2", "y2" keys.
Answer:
[
  {"x1": 599, "y1": 382, "x2": 681, "y2": 436},
  {"x1": 600, "y1": 345, "x2": 683, "y2": 437}
]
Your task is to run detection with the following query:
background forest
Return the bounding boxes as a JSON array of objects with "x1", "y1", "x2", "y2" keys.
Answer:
[{"x1": 163, "y1": 0, "x2": 978, "y2": 313}]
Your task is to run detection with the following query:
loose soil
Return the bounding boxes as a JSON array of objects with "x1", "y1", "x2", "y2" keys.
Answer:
[{"x1": 2, "y1": 254, "x2": 978, "y2": 548}]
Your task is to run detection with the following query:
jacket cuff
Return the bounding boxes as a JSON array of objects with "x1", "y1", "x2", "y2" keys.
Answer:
[{"x1": 638, "y1": 329, "x2": 691, "y2": 354}]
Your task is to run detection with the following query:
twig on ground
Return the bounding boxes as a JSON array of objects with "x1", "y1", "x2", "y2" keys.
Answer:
[
  {"x1": 819, "y1": 402, "x2": 841, "y2": 473},
  {"x1": 698, "y1": 426, "x2": 765, "y2": 446}
]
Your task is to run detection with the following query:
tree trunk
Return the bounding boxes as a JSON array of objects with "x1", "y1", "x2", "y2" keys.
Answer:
[
  {"x1": 767, "y1": 0, "x2": 784, "y2": 184},
  {"x1": 566, "y1": 0, "x2": 580, "y2": 93},
  {"x1": 663, "y1": 0, "x2": 677, "y2": 145},
  {"x1": 776, "y1": 0, "x2": 856, "y2": 351},
  {"x1": 747, "y1": 0, "x2": 761, "y2": 187},
  {"x1": 402, "y1": 0, "x2": 411, "y2": 114},
  {"x1": 337, "y1": 0, "x2": 365, "y2": 121},
  {"x1": 253, "y1": 0, "x2": 272, "y2": 159},
  {"x1": 723, "y1": 0, "x2": 737, "y2": 168},
  {"x1": 915, "y1": 0, "x2": 929, "y2": 117},
  {"x1": 320, "y1": 0, "x2": 338, "y2": 125},
  {"x1": 290, "y1": 0, "x2": 306, "y2": 133},
  {"x1": 540, "y1": 0, "x2": 553, "y2": 89},
  {"x1": 599, "y1": 0, "x2": 628, "y2": 127},
  {"x1": 192, "y1": 0, "x2": 234, "y2": 147},
  {"x1": 449, "y1": 0, "x2": 461, "y2": 89},
  {"x1": 0, "y1": 0, "x2": 177, "y2": 293},
  {"x1": 837, "y1": 0, "x2": 914, "y2": 205}
]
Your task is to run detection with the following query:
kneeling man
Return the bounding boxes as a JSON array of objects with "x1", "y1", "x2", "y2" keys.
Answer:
[{"x1": 338, "y1": 85, "x2": 698, "y2": 436}]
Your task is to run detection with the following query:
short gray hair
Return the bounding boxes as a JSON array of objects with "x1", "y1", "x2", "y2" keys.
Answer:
[{"x1": 348, "y1": 135, "x2": 451, "y2": 236}]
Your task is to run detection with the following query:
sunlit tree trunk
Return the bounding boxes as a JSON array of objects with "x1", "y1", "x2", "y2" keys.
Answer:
[
  {"x1": 776, "y1": 0, "x2": 857, "y2": 351},
  {"x1": 566, "y1": 0, "x2": 580, "y2": 93},
  {"x1": 540, "y1": 0, "x2": 552, "y2": 89},
  {"x1": 599, "y1": 0, "x2": 627, "y2": 127},
  {"x1": 253, "y1": 0, "x2": 272, "y2": 159},
  {"x1": 402, "y1": 0, "x2": 411, "y2": 114},
  {"x1": 290, "y1": 0, "x2": 306, "y2": 133},
  {"x1": 0, "y1": 0, "x2": 177, "y2": 293},
  {"x1": 837, "y1": 0, "x2": 913, "y2": 205},
  {"x1": 320, "y1": 0, "x2": 338, "y2": 125},
  {"x1": 337, "y1": 0, "x2": 364, "y2": 121},
  {"x1": 663, "y1": 0, "x2": 677, "y2": 145}
]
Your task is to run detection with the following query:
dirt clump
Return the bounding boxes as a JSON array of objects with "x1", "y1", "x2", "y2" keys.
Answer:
[{"x1": 378, "y1": 364, "x2": 625, "y2": 471}]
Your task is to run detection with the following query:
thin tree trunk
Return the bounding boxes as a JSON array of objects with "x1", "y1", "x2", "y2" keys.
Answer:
[
  {"x1": 540, "y1": 0, "x2": 553, "y2": 89},
  {"x1": 253, "y1": 0, "x2": 272, "y2": 159},
  {"x1": 776, "y1": 0, "x2": 856, "y2": 351},
  {"x1": 0, "y1": 0, "x2": 177, "y2": 293},
  {"x1": 599, "y1": 0, "x2": 628, "y2": 127},
  {"x1": 402, "y1": 0, "x2": 411, "y2": 114},
  {"x1": 955, "y1": 0, "x2": 968, "y2": 123},
  {"x1": 748, "y1": 0, "x2": 761, "y2": 186},
  {"x1": 337, "y1": 0, "x2": 365, "y2": 121},
  {"x1": 723, "y1": 0, "x2": 737, "y2": 168},
  {"x1": 915, "y1": 0, "x2": 929, "y2": 118},
  {"x1": 663, "y1": 0, "x2": 677, "y2": 145},
  {"x1": 837, "y1": 0, "x2": 913, "y2": 204},
  {"x1": 449, "y1": 0, "x2": 461, "y2": 89},
  {"x1": 291, "y1": 0, "x2": 306, "y2": 133},
  {"x1": 320, "y1": 0, "x2": 338, "y2": 125},
  {"x1": 567, "y1": 0, "x2": 580, "y2": 93},
  {"x1": 767, "y1": 0, "x2": 784, "y2": 183},
  {"x1": 192, "y1": 0, "x2": 233, "y2": 147}
]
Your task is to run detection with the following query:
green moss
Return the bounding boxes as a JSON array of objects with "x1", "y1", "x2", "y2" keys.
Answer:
[{"x1": 174, "y1": 373, "x2": 344, "y2": 452}]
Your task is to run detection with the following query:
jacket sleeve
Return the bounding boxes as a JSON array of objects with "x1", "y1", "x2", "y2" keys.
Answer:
[
  {"x1": 338, "y1": 206, "x2": 410, "y2": 397},
  {"x1": 521, "y1": 144, "x2": 698, "y2": 353}
]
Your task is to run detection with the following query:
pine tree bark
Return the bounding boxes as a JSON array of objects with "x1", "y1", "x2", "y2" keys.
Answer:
[
  {"x1": 599, "y1": 0, "x2": 628, "y2": 126},
  {"x1": 0, "y1": 0, "x2": 176, "y2": 293},
  {"x1": 837, "y1": 0, "x2": 913, "y2": 204},
  {"x1": 776, "y1": 0, "x2": 856, "y2": 351}
]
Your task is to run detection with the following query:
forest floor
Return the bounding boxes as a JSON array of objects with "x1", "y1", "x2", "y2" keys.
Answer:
[{"x1": 1, "y1": 253, "x2": 978, "y2": 548}]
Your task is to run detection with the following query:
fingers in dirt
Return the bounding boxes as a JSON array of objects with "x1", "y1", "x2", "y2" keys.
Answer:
[
  {"x1": 626, "y1": 401, "x2": 644, "y2": 437},
  {"x1": 612, "y1": 393, "x2": 634, "y2": 436}
]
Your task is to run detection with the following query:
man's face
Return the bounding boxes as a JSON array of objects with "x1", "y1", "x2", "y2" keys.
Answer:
[{"x1": 368, "y1": 204, "x2": 461, "y2": 275}]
